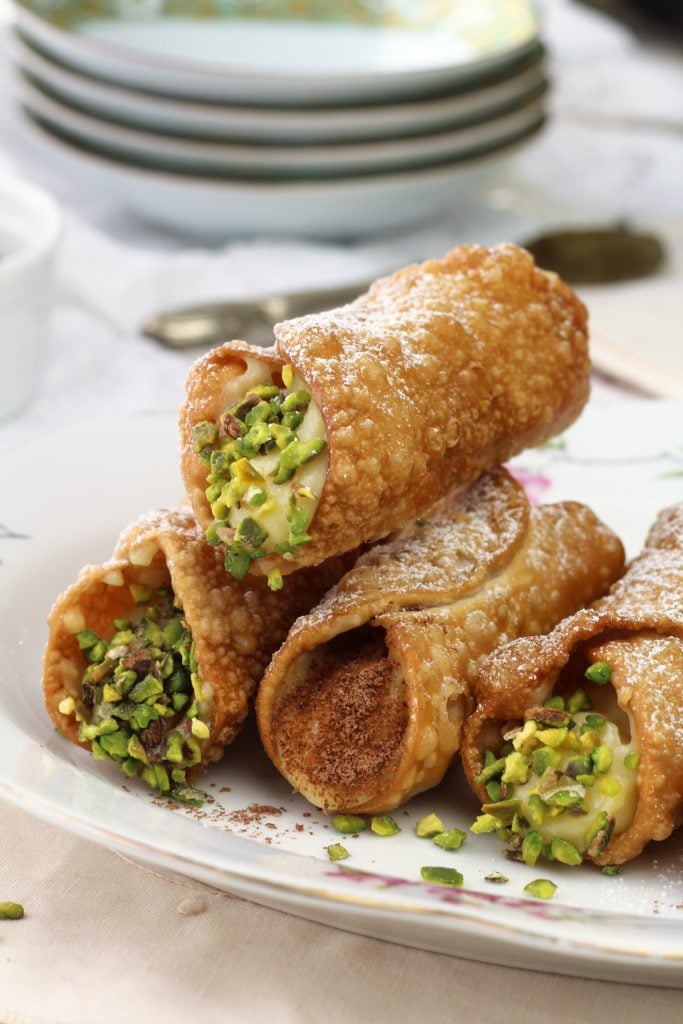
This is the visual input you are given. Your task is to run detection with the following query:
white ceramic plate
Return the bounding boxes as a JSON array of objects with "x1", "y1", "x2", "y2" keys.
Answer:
[
  {"x1": 0, "y1": 402, "x2": 682, "y2": 987},
  {"x1": 14, "y1": 2, "x2": 540, "y2": 104},
  {"x1": 15, "y1": 75, "x2": 547, "y2": 177},
  {"x1": 20, "y1": 113, "x2": 540, "y2": 240},
  {"x1": 10, "y1": 29, "x2": 547, "y2": 144}
]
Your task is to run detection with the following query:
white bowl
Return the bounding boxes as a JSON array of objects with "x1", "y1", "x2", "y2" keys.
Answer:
[
  {"x1": 0, "y1": 175, "x2": 61, "y2": 419},
  {"x1": 10, "y1": 28, "x2": 547, "y2": 144},
  {"x1": 15, "y1": 2, "x2": 541, "y2": 104},
  {"x1": 21, "y1": 112, "x2": 541, "y2": 241},
  {"x1": 16, "y1": 73, "x2": 547, "y2": 178}
]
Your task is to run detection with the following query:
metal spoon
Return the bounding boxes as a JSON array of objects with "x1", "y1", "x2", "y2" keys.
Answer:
[
  {"x1": 142, "y1": 225, "x2": 665, "y2": 350},
  {"x1": 142, "y1": 278, "x2": 374, "y2": 349}
]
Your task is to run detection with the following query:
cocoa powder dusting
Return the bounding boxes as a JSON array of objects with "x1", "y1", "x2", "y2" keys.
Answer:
[{"x1": 272, "y1": 631, "x2": 407, "y2": 806}]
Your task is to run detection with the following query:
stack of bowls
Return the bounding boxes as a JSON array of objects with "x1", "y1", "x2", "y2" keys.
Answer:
[{"x1": 10, "y1": 0, "x2": 548, "y2": 240}]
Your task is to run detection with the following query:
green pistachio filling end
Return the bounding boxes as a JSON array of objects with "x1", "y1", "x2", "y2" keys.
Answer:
[
  {"x1": 194, "y1": 364, "x2": 328, "y2": 584},
  {"x1": 61, "y1": 587, "x2": 209, "y2": 805},
  {"x1": 471, "y1": 662, "x2": 638, "y2": 868}
]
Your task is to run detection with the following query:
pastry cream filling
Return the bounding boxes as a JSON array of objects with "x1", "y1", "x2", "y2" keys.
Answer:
[
  {"x1": 58, "y1": 583, "x2": 209, "y2": 806},
  {"x1": 472, "y1": 661, "x2": 638, "y2": 865},
  {"x1": 192, "y1": 360, "x2": 328, "y2": 586}
]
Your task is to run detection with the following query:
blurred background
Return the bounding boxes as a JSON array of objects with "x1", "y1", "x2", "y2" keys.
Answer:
[
  {"x1": 0, "y1": 7, "x2": 682, "y2": 1013},
  {"x1": 0, "y1": 0, "x2": 682, "y2": 445}
]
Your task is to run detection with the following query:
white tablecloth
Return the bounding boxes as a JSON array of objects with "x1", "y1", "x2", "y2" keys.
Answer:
[{"x1": 1, "y1": 1, "x2": 682, "y2": 1019}]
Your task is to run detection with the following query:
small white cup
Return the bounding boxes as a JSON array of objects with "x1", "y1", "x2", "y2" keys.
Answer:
[{"x1": 0, "y1": 175, "x2": 61, "y2": 419}]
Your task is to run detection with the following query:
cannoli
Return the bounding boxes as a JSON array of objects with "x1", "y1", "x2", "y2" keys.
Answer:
[
  {"x1": 179, "y1": 244, "x2": 589, "y2": 585},
  {"x1": 43, "y1": 508, "x2": 348, "y2": 801},
  {"x1": 461, "y1": 502, "x2": 683, "y2": 867},
  {"x1": 256, "y1": 467, "x2": 625, "y2": 814}
]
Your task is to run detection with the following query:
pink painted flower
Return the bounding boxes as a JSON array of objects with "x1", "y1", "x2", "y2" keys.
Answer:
[{"x1": 508, "y1": 466, "x2": 552, "y2": 505}]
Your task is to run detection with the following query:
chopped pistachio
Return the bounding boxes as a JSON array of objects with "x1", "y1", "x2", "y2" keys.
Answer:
[
  {"x1": 415, "y1": 813, "x2": 444, "y2": 838},
  {"x1": 331, "y1": 814, "x2": 366, "y2": 835},
  {"x1": 566, "y1": 754, "x2": 593, "y2": 778},
  {"x1": 502, "y1": 751, "x2": 529, "y2": 785},
  {"x1": 129, "y1": 676, "x2": 164, "y2": 704},
  {"x1": 327, "y1": 843, "x2": 350, "y2": 862},
  {"x1": 549, "y1": 837, "x2": 582, "y2": 866},
  {"x1": 72, "y1": 590, "x2": 213, "y2": 799},
  {"x1": 512, "y1": 719, "x2": 539, "y2": 751},
  {"x1": 470, "y1": 813, "x2": 504, "y2": 834},
  {"x1": 624, "y1": 753, "x2": 640, "y2": 771},
  {"x1": 272, "y1": 438, "x2": 327, "y2": 485},
  {"x1": 482, "y1": 798, "x2": 520, "y2": 823},
  {"x1": 165, "y1": 732, "x2": 185, "y2": 764},
  {"x1": 526, "y1": 793, "x2": 546, "y2": 827},
  {"x1": 224, "y1": 545, "x2": 252, "y2": 580},
  {"x1": 433, "y1": 828, "x2": 466, "y2": 852},
  {"x1": 281, "y1": 389, "x2": 311, "y2": 413},
  {"x1": 129, "y1": 583, "x2": 151, "y2": 604},
  {"x1": 58, "y1": 696, "x2": 75, "y2": 716},
  {"x1": 101, "y1": 683, "x2": 121, "y2": 703},
  {"x1": 524, "y1": 879, "x2": 557, "y2": 900},
  {"x1": 591, "y1": 744, "x2": 613, "y2": 774},
  {"x1": 566, "y1": 688, "x2": 592, "y2": 713},
  {"x1": 601, "y1": 865, "x2": 623, "y2": 877},
  {"x1": 370, "y1": 815, "x2": 401, "y2": 837},
  {"x1": 584, "y1": 661, "x2": 612, "y2": 685},
  {"x1": 532, "y1": 746, "x2": 562, "y2": 776},
  {"x1": 535, "y1": 726, "x2": 568, "y2": 748},
  {"x1": 171, "y1": 785, "x2": 207, "y2": 807},
  {"x1": 235, "y1": 517, "x2": 268, "y2": 549},
  {"x1": 544, "y1": 786, "x2": 586, "y2": 808},
  {"x1": 195, "y1": 377, "x2": 330, "y2": 581},
  {"x1": 484, "y1": 871, "x2": 509, "y2": 884},
  {"x1": 475, "y1": 757, "x2": 506, "y2": 785},
  {"x1": 191, "y1": 718, "x2": 210, "y2": 740},
  {"x1": 585, "y1": 810, "x2": 615, "y2": 858},
  {"x1": 521, "y1": 830, "x2": 544, "y2": 867},
  {"x1": 99, "y1": 730, "x2": 131, "y2": 760},
  {"x1": 543, "y1": 695, "x2": 565, "y2": 711},
  {"x1": 525, "y1": 706, "x2": 572, "y2": 728},
  {"x1": 192, "y1": 420, "x2": 218, "y2": 453},
  {"x1": 0, "y1": 902, "x2": 24, "y2": 920},
  {"x1": 420, "y1": 866, "x2": 463, "y2": 888},
  {"x1": 76, "y1": 629, "x2": 100, "y2": 651},
  {"x1": 267, "y1": 569, "x2": 284, "y2": 591},
  {"x1": 485, "y1": 780, "x2": 503, "y2": 802},
  {"x1": 247, "y1": 382, "x2": 280, "y2": 401}
]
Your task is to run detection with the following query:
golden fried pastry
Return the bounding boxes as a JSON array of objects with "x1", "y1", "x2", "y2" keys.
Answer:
[
  {"x1": 461, "y1": 502, "x2": 683, "y2": 867},
  {"x1": 256, "y1": 468, "x2": 625, "y2": 814},
  {"x1": 179, "y1": 244, "x2": 589, "y2": 585},
  {"x1": 43, "y1": 509, "x2": 349, "y2": 802}
]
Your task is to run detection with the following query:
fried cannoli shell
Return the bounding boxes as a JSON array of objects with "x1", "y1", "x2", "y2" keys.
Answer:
[
  {"x1": 461, "y1": 502, "x2": 683, "y2": 865},
  {"x1": 180, "y1": 244, "x2": 589, "y2": 577},
  {"x1": 43, "y1": 508, "x2": 349, "y2": 773},
  {"x1": 256, "y1": 467, "x2": 625, "y2": 813}
]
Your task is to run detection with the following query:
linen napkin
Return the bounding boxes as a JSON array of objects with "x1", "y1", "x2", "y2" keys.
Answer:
[{"x1": 2, "y1": 799, "x2": 682, "y2": 1024}]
